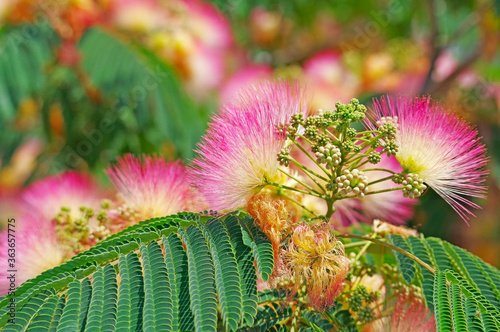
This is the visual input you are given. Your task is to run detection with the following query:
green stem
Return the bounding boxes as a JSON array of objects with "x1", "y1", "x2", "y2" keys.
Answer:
[
  {"x1": 325, "y1": 198, "x2": 335, "y2": 220},
  {"x1": 300, "y1": 318, "x2": 325, "y2": 332},
  {"x1": 294, "y1": 135, "x2": 332, "y2": 177},
  {"x1": 351, "y1": 159, "x2": 370, "y2": 170},
  {"x1": 355, "y1": 240, "x2": 372, "y2": 261},
  {"x1": 281, "y1": 193, "x2": 319, "y2": 217},
  {"x1": 367, "y1": 175, "x2": 394, "y2": 186},
  {"x1": 266, "y1": 182, "x2": 326, "y2": 199},
  {"x1": 362, "y1": 168, "x2": 396, "y2": 174},
  {"x1": 324, "y1": 310, "x2": 344, "y2": 329},
  {"x1": 288, "y1": 158, "x2": 329, "y2": 190},
  {"x1": 278, "y1": 168, "x2": 322, "y2": 195},
  {"x1": 343, "y1": 240, "x2": 370, "y2": 249},
  {"x1": 336, "y1": 234, "x2": 436, "y2": 274}
]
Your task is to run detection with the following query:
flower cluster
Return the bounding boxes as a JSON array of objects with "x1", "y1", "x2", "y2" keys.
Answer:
[
  {"x1": 282, "y1": 224, "x2": 350, "y2": 310},
  {"x1": 0, "y1": 80, "x2": 488, "y2": 323},
  {"x1": 190, "y1": 81, "x2": 487, "y2": 311},
  {"x1": 0, "y1": 155, "x2": 201, "y2": 294},
  {"x1": 366, "y1": 96, "x2": 487, "y2": 221}
]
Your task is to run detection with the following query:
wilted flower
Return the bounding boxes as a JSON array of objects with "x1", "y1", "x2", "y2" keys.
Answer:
[
  {"x1": 106, "y1": 154, "x2": 198, "y2": 222},
  {"x1": 191, "y1": 80, "x2": 310, "y2": 211},
  {"x1": 283, "y1": 224, "x2": 350, "y2": 310},
  {"x1": 247, "y1": 191, "x2": 296, "y2": 270},
  {"x1": 366, "y1": 96, "x2": 487, "y2": 221},
  {"x1": 373, "y1": 219, "x2": 418, "y2": 238}
]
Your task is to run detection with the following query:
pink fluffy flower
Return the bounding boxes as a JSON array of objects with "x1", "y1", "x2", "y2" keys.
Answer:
[
  {"x1": 191, "y1": 80, "x2": 310, "y2": 211},
  {"x1": 361, "y1": 156, "x2": 416, "y2": 225},
  {"x1": 22, "y1": 171, "x2": 106, "y2": 221},
  {"x1": 0, "y1": 215, "x2": 65, "y2": 295},
  {"x1": 362, "y1": 293, "x2": 436, "y2": 332},
  {"x1": 366, "y1": 96, "x2": 487, "y2": 222},
  {"x1": 106, "y1": 154, "x2": 198, "y2": 220}
]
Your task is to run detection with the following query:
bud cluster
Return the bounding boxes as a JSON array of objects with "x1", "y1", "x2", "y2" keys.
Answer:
[
  {"x1": 314, "y1": 143, "x2": 342, "y2": 168},
  {"x1": 394, "y1": 173, "x2": 427, "y2": 198},
  {"x1": 54, "y1": 205, "x2": 112, "y2": 258},
  {"x1": 336, "y1": 169, "x2": 369, "y2": 197}
]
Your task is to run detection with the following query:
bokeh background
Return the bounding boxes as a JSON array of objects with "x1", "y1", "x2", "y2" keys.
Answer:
[{"x1": 0, "y1": 0, "x2": 499, "y2": 265}]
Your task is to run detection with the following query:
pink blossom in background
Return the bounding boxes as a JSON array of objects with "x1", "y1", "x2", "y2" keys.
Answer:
[
  {"x1": 433, "y1": 50, "x2": 479, "y2": 88},
  {"x1": 182, "y1": 0, "x2": 234, "y2": 50},
  {"x1": 303, "y1": 50, "x2": 360, "y2": 110},
  {"x1": 219, "y1": 64, "x2": 273, "y2": 106},
  {"x1": 107, "y1": 154, "x2": 199, "y2": 220},
  {"x1": 0, "y1": 215, "x2": 65, "y2": 295},
  {"x1": 21, "y1": 171, "x2": 106, "y2": 222},
  {"x1": 362, "y1": 293, "x2": 436, "y2": 332},
  {"x1": 108, "y1": 0, "x2": 167, "y2": 32},
  {"x1": 183, "y1": 44, "x2": 227, "y2": 99}
]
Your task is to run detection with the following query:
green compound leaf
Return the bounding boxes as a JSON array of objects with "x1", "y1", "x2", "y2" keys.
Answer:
[
  {"x1": 57, "y1": 278, "x2": 92, "y2": 331},
  {"x1": 85, "y1": 265, "x2": 118, "y2": 332},
  {"x1": 388, "y1": 234, "x2": 500, "y2": 332},
  {"x1": 141, "y1": 241, "x2": 174, "y2": 331},
  {"x1": 201, "y1": 219, "x2": 243, "y2": 330},
  {"x1": 179, "y1": 225, "x2": 218, "y2": 332},
  {"x1": 163, "y1": 234, "x2": 194, "y2": 331},
  {"x1": 115, "y1": 252, "x2": 144, "y2": 331},
  {"x1": 239, "y1": 214, "x2": 275, "y2": 282},
  {"x1": 0, "y1": 212, "x2": 278, "y2": 331}
]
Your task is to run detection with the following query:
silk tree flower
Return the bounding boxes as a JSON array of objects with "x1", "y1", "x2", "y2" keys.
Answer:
[
  {"x1": 366, "y1": 96, "x2": 487, "y2": 222},
  {"x1": 361, "y1": 292, "x2": 436, "y2": 332},
  {"x1": 0, "y1": 215, "x2": 65, "y2": 295},
  {"x1": 191, "y1": 80, "x2": 310, "y2": 211},
  {"x1": 22, "y1": 171, "x2": 106, "y2": 221},
  {"x1": 283, "y1": 224, "x2": 349, "y2": 310},
  {"x1": 106, "y1": 154, "x2": 200, "y2": 222},
  {"x1": 303, "y1": 50, "x2": 360, "y2": 110},
  {"x1": 360, "y1": 156, "x2": 416, "y2": 225}
]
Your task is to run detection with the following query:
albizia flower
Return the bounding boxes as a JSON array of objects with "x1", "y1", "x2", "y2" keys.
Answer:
[
  {"x1": 22, "y1": 171, "x2": 106, "y2": 220},
  {"x1": 106, "y1": 154, "x2": 198, "y2": 221},
  {"x1": 366, "y1": 96, "x2": 487, "y2": 222},
  {"x1": 360, "y1": 156, "x2": 416, "y2": 225},
  {"x1": 191, "y1": 80, "x2": 310, "y2": 211},
  {"x1": 284, "y1": 224, "x2": 350, "y2": 310},
  {"x1": 362, "y1": 293, "x2": 436, "y2": 332},
  {"x1": 0, "y1": 216, "x2": 65, "y2": 295}
]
